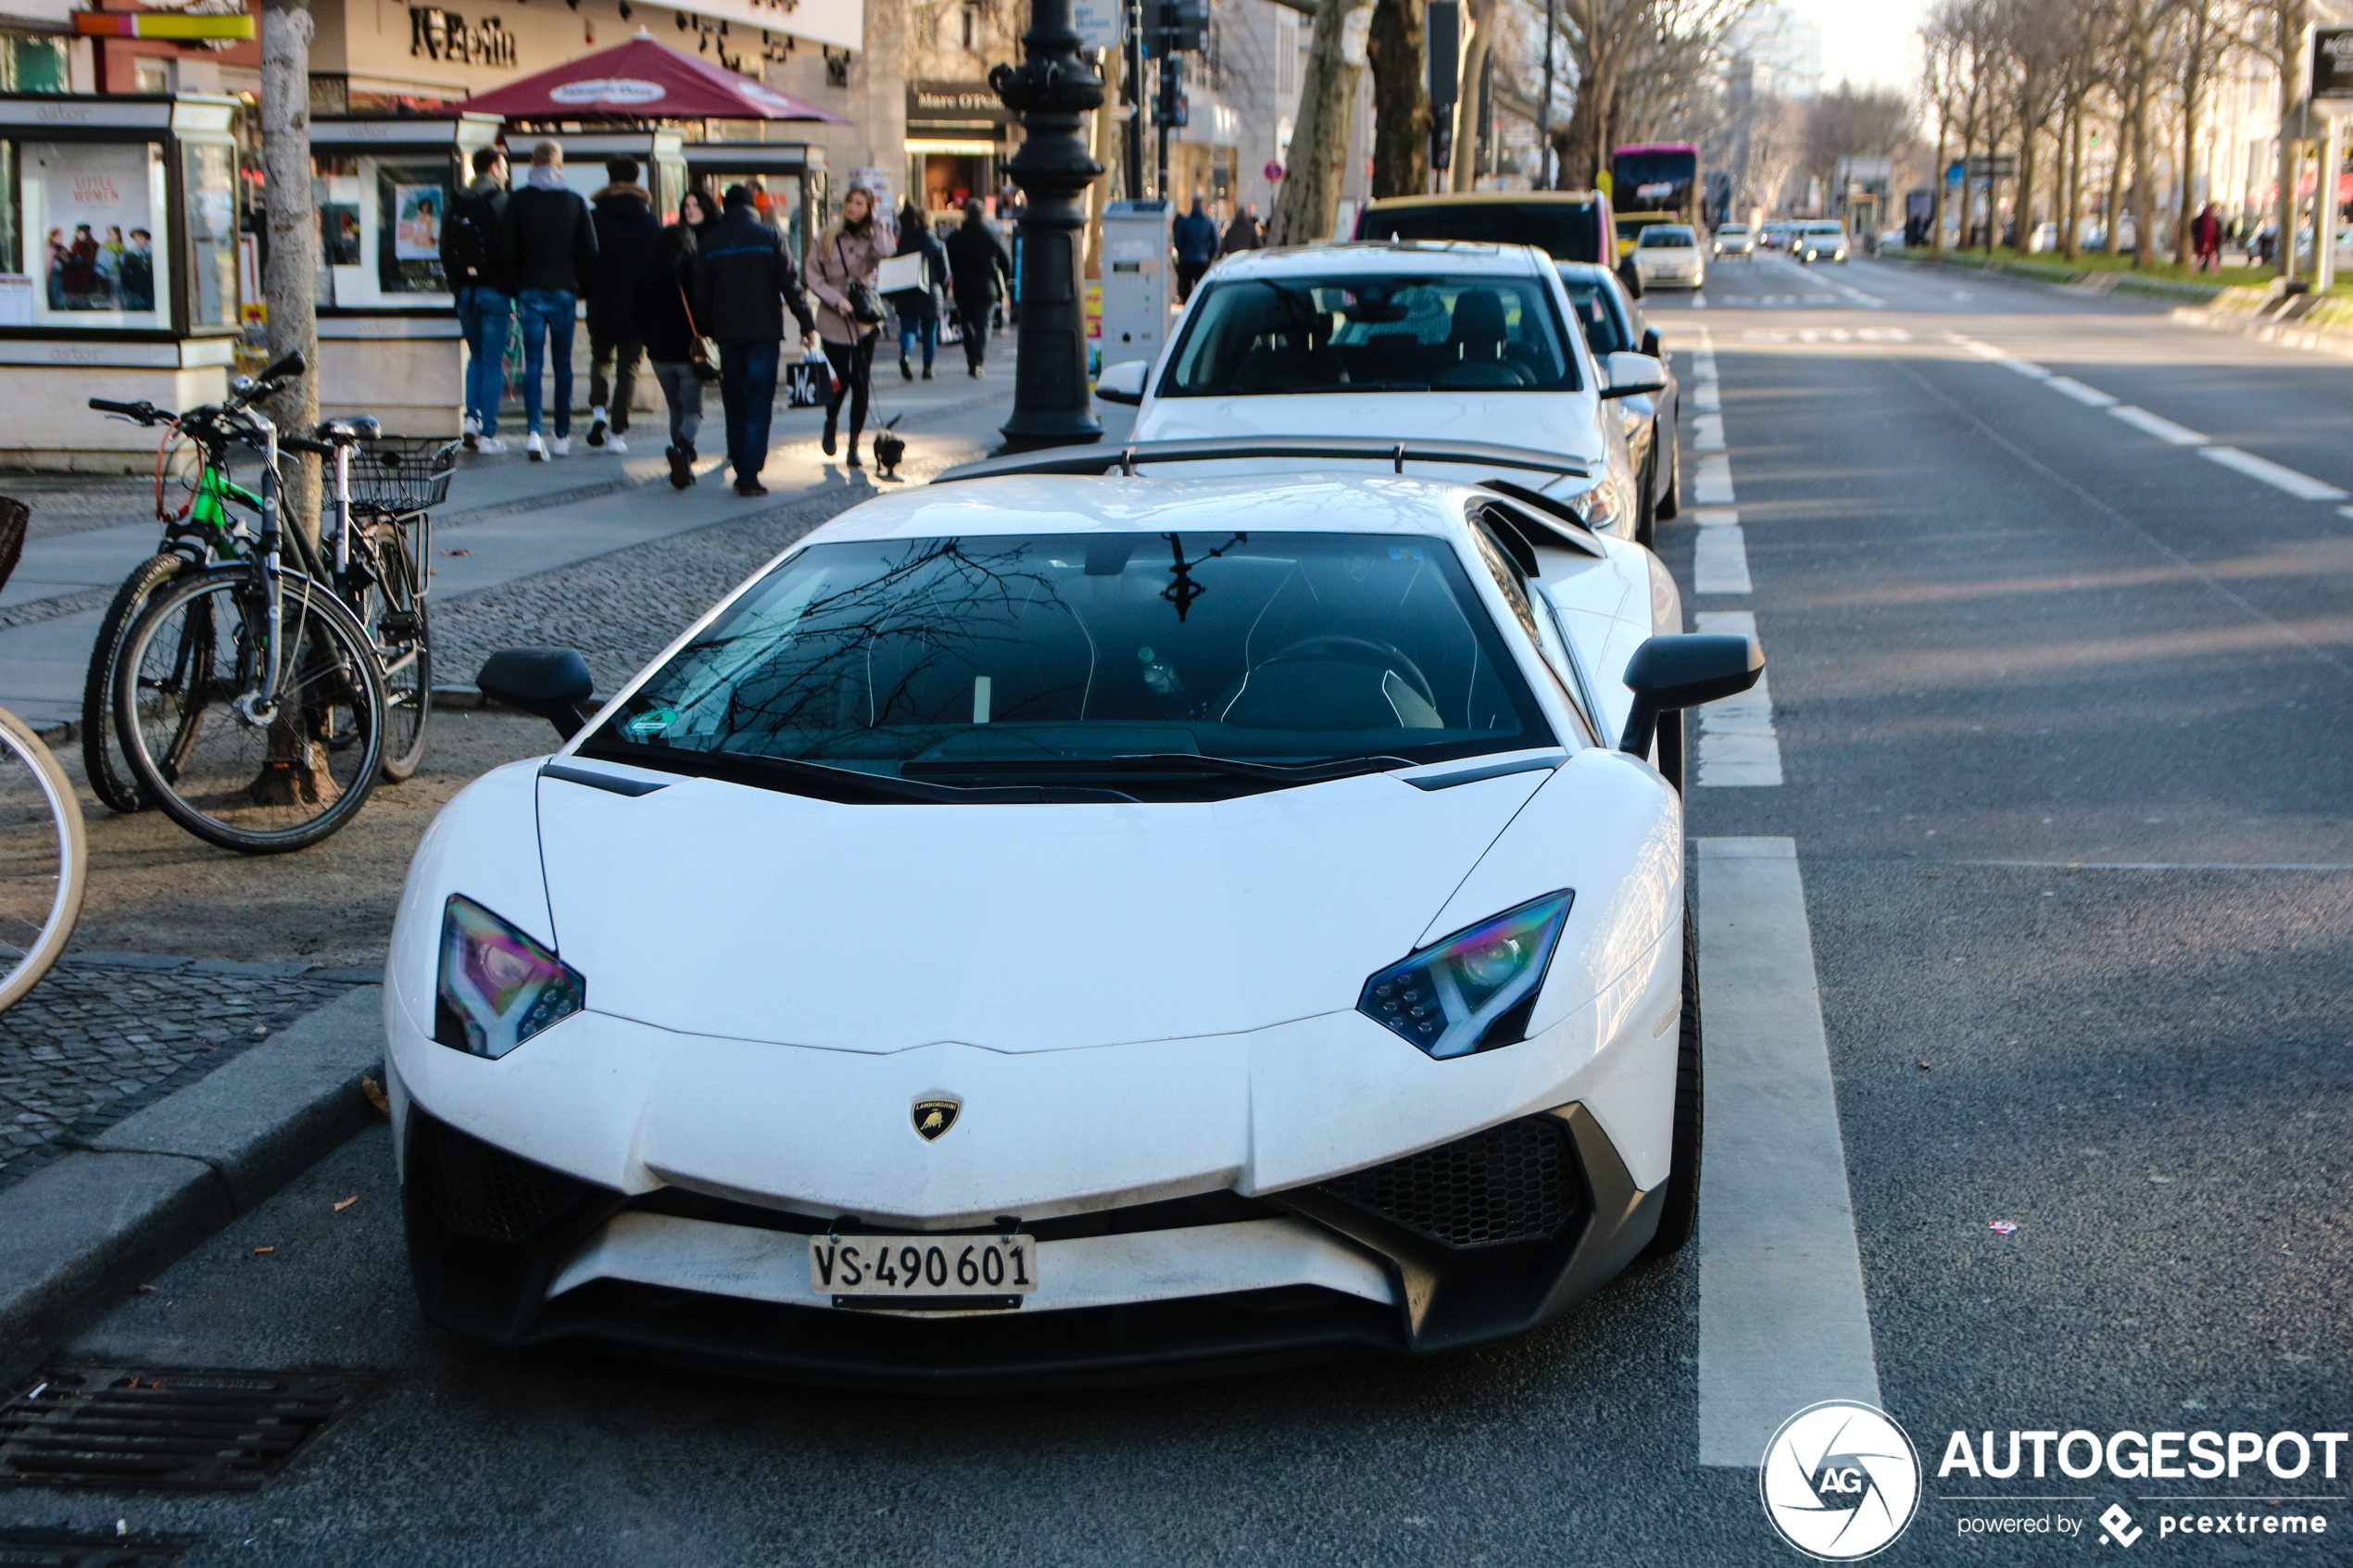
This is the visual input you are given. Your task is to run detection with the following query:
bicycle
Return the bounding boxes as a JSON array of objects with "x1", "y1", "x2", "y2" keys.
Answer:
[
  {"x1": 94, "y1": 357, "x2": 393, "y2": 854},
  {"x1": 0, "y1": 495, "x2": 88, "y2": 1010}
]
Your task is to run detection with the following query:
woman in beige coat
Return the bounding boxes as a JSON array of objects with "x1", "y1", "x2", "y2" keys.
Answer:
[{"x1": 805, "y1": 184, "x2": 889, "y2": 467}]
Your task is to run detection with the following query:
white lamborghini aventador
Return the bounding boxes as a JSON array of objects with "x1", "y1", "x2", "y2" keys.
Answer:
[{"x1": 386, "y1": 458, "x2": 1760, "y2": 1384}]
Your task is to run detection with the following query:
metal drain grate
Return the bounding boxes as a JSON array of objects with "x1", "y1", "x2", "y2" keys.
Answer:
[
  {"x1": 0, "y1": 1367, "x2": 377, "y2": 1491},
  {"x1": 0, "y1": 1524, "x2": 196, "y2": 1565}
]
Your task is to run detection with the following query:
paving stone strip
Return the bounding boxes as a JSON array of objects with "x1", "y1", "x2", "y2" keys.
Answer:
[{"x1": 0, "y1": 957, "x2": 377, "y2": 1194}]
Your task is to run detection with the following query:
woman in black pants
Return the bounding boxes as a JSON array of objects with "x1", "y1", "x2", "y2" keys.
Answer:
[{"x1": 805, "y1": 184, "x2": 887, "y2": 466}]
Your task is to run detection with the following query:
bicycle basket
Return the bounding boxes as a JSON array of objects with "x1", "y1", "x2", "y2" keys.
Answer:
[
  {"x1": 348, "y1": 437, "x2": 458, "y2": 516},
  {"x1": 0, "y1": 495, "x2": 25, "y2": 596}
]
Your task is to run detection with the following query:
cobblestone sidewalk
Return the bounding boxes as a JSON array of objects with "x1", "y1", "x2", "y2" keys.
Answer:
[{"x1": 0, "y1": 956, "x2": 373, "y2": 1191}]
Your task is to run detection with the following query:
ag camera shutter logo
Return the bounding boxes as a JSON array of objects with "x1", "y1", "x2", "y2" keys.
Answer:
[{"x1": 1760, "y1": 1401, "x2": 1922, "y2": 1560}]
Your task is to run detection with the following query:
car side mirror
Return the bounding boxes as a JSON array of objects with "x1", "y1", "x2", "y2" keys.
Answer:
[
  {"x1": 1095, "y1": 358, "x2": 1150, "y2": 407},
  {"x1": 1617, "y1": 257, "x2": 1644, "y2": 298},
  {"x1": 1601, "y1": 351, "x2": 1667, "y2": 400},
  {"x1": 1640, "y1": 325, "x2": 1662, "y2": 359},
  {"x1": 1617, "y1": 633, "x2": 1763, "y2": 759},
  {"x1": 479, "y1": 647, "x2": 597, "y2": 739}
]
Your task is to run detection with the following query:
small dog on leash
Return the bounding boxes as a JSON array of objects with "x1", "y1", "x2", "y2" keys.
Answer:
[{"x1": 871, "y1": 414, "x2": 907, "y2": 480}]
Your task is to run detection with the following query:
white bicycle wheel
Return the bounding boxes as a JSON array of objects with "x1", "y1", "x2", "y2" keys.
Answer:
[{"x1": 0, "y1": 705, "x2": 87, "y2": 1011}]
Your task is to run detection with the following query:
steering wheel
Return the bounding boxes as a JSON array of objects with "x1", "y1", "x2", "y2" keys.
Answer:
[{"x1": 1268, "y1": 633, "x2": 1439, "y2": 710}]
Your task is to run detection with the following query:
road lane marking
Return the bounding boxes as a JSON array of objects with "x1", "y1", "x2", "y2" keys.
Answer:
[
  {"x1": 1692, "y1": 413, "x2": 1724, "y2": 452},
  {"x1": 1960, "y1": 859, "x2": 2353, "y2": 872},
  {"x1": 1693, "y1": 454, "x2": 1735, "y2": 505},
  {"x1": 2108, "y1": 405, "x2": 2210, "y2": 445},
  {"x1": 2196, "y1": 445, "x2": 2350, "y2": 500},
  {"x1": 1827, "y1": 280, "x2": 1885, "y2": 307},
  {"x1": 1692, "y1": 507, "x2": 1738, "y2": 526},
  {"x1": 2048, "y1": 376, "x2": 2118, "y2": 406},
  {"x1": 1692, "y1": 610, "x2": 1781, "y2": 784},
  {"x1": 1693, "y1": 526, "x2": 1753, "y2": 594},
  {"x1": 1995, "y1": 356, "x2": 2052, "y2": 378},
  {"x1": 1697, "y1": 836, "x2": 1881, "y2": 1467},
  {"x1": 1691, "y1": 294, "x2": 1708, "y2": 309},
  {"x1": 1692, "y1": 381, "x2": 1720, "y2": 410}
]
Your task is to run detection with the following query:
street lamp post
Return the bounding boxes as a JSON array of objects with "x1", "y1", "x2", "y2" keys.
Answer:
[{"x1": 989, "y1": 0, "x2": 1106, "y2": 452}]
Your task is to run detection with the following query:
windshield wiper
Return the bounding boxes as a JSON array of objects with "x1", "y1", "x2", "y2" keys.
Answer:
[
  {"x1": 902, "y1": 753, "x2": 1416, "y2": 784},
  {"x1": 578, "y1": 740, "x2": 1138, "y2": 804}
]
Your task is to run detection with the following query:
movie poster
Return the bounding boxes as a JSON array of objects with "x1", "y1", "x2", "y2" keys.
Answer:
[
  {"x1": 24, "y1": 141, "x2": 165, "y2": 323},
  {"x1": 393, "y1": 185, "x2": 442, "y2": 261}
]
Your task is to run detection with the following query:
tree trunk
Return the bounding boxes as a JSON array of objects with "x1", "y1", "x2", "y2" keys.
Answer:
[
  {"x1": 2102, "y1": 106, "x2": 2127, "y2": 255},
  {"x1": 259, "y1": 0, "x2": 319, "y2": 547},
  {"x1": 2131, "y1": 73, "x2": 2157, "y2": 266},
  {"x1": 1366, "y1": 0, "x2": 1430, "y2": 197},
  {"x1": 1447, "y1": 0, "x2": 1493, "y2": 194},
  {"x1": 2061, "y1": 97, "x2": 2082, "y2": 259},
  {"x1": 1267, "y1": 0, "x2": 1372, "y2": 245},
  {"x1": 2272, "y1": 0, "x2": 2304, "y2": 279},
  {"x1": 2176, "y1": 0, "x2": 2207, "y2": 266},
  {"x1": 1931, "y1": 106, "x2": 1948, "y2": 249},
  {"x1": 2016, "y1": 71, "x2": 2042, "y2": 255}
]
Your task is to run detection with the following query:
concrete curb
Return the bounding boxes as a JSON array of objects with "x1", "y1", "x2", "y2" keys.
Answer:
[
  {"x1": 2170, "y1": 304, "x2": 2353, "y2": 359},
  {"x1": 0, "y1": 985, "x2": 387, "y2": 1383},
  {"x1": 1879, "y1": 248, "x2": 2228, "y2": 305}
]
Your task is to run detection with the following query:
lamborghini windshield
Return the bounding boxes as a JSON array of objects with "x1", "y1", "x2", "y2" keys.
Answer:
[
  {"x1": 587, "y1": 531, "x2": 1553, "y2": 798},
  {"x1": 1161, "y1": 273, "x2": 1579, "y2": 396}
]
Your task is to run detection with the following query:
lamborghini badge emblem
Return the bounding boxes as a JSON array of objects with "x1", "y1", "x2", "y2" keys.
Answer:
[{"x1": 912, "y1": 1098, "x2": 961, "y2": 1141}]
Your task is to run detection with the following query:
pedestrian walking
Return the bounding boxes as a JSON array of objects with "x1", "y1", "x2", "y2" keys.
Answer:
[
  {"x1": 1173, "y1": 196, "x2": 1219, "y2": 303},
  {"x1": 585, "y1": 157, "x2": 660, "y2": 453},
  {"x1": 442, "y1": 144, "x2": 511, "y2": 453},
  {"x1": 1220, "y1": 201, "x2": 1264, "y2": 256},
  {"x1": 889, "y1": 201, "x2": 952, "y2": 383},
  {"x1": 943, "y1": 197, "x2": 1012, "y2": 379},
  {"x1": 498, "y1": 140, "x2": 598, "y2": 460},
  {"x1": 635, "y1": 220, "x2": 707, "y2": 491},
  {"x1": 691, "y1": 183, "x2": 819, "y2": 496},
  {"x1": 681, "y1": 188, "x2": 718, "y2": 247},
  {"x1": 2192, "y1": 202, "x2": 2223, "y2": 274},
  {"x1": 806, "y1": 184, "x2": 889, "y2": 468}
]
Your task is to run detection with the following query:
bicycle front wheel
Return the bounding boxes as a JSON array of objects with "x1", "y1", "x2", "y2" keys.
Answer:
[
  {"x1": 82, "y1": 550, "x2": 190, "y2": 814},
  {"x1": 0, "y1": 705, "x2": 87, "y2": 1011},
  {"x1": 114, "y1": 568, "x2": 388, "y2": 854}
]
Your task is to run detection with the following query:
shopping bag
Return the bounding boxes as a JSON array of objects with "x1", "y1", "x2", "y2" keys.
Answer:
[{"x1": 785, "y1": 349, "x2": 831, "y2": 408}]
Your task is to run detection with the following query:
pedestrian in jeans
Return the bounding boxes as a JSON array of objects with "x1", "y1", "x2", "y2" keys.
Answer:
[
  {"x1": 635, "y1": 220, "x2": 707, "y2": 490},
  {"x1": 586, "y1": 156, "x2": 659, "y2": 452},
  {"x1": 691, "y1": 183, "x2": 820, "y2": 496},
  {"x1": 890, "y1": 201, "x2": 952, "y2": 382},
  {"x1": 498, "y1": 140, "x2": 598, "y2": 461},
  {"x1": 442, "y1": 145, "x2": 510, "y2": 452},
  {"x1": 942, "y1": 198, "x2": 1011, "y2": 379},
  {"x1": 1172, "y1": 196, "x2": 1218, "y2": 303},
  {"x1": 807, "y1": 185, "x2": 888, "y2": 467}
]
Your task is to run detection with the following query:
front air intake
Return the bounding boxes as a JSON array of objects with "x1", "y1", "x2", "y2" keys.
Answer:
[
  {"x1": 1316, "y1": 1114, "x2": 1581, "y2": 1249},
  {"x1": 411, "y1": 1112, "x2": 595, "y2": 1245}
]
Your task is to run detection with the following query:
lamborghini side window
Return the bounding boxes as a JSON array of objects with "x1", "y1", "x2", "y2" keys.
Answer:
[{"x1": 1468, "y1": 516, "x2": 1541, "y2": 647}]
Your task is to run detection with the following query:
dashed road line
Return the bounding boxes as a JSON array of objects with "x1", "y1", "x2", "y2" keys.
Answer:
[
  {"x1": 2048, "y1": 376, "x2": 2118, "y2": 407},
  {"x1": 2197, "y1": 445, "x2": 2350, "y2": 500},
  {"x1": 1697, "y1": 835, "x2": 1881, "y2": 1467},
  {"x1": 1692, "y1": 610, "x2": 1781, "y2": 785},
  {"x1": 2108, "y1": 405, "x2": 2210, "y2": 445},
  {"x1": 1692, "y1": 413, "x2": 1724, "y2": 453},
  {"x1": 1692, "y1": 510, "x2": 1752, "y2": 595},
  {"x1": 1693, "y1": 455, "x2": 1735, "y2": 505}
]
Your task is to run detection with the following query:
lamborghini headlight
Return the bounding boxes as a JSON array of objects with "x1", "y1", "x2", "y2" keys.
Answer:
[
  {"x1": 434, "y1": 895, "x2": 585, "y2": 1059},
  {"x1": 1357, "y1": 891, "x2": 1574, "y2": 1059}
]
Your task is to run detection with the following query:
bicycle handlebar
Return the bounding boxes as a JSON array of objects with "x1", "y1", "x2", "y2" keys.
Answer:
[
  {"x1": 281, "y1": 434, "x2": 336, "y2": 458},
  {"x1": 88, "y1": 397, "x2": 166, "y2": 424}
]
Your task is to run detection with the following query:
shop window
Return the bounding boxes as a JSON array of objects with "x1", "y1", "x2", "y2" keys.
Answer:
[
  {"x1": 960, "y1": 6, "x2": 977, "y2": 50},
  {"x1": 134, "y1": 59, "x2": 173, "y2": 94},
  {"x1": 14, "y1": 140, "x2": 171, "y2": 327},
  {"x1": 184, "y1": 140, "x2": 236, "y2": 327},
  {"x1": 6, "y1": 37, "x2": 69, "y2": 93},
  {"x1": 312, "y1": 154, "x2": 449, "y2": 306}
]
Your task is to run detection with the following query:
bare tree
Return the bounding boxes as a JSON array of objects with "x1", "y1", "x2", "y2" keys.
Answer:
[
  {"x1": 1367, "y1": 0, "x2": 1433, "y2": 194},
  {"x1": 1267, "y1": 0, "x2": 1375, "y2": 245}
]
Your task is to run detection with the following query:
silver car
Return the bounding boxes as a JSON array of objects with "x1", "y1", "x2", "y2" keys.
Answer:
[{"x1": 1556, "y1": 260, "x2": 1679, "y2": 548}]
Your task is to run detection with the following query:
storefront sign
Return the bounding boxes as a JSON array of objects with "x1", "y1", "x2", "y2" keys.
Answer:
[
  {"x1": 409, "y1": 7, "x2": 519, "y2": 69},
  {"x1": 907, "y1": 81, "x2": 1014, "y2": 128},
  {"x1": 2317, "y1": 26, "x2": 2353, "y2": 104}
]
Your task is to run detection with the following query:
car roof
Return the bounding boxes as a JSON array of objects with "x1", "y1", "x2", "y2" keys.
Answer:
[
  {"x1": 807, "y1": 471, "x2": 1508, "y2": 546},
  {"x1": 1361, "y1": 191, "x2": 1604, "y2": 209},
  {"x1": 1211, "y1": 240, "x2": 1551, "y2": 278},
  {"x1": 1552, "y1": 259, "x2": 1619, "y2": 282}
]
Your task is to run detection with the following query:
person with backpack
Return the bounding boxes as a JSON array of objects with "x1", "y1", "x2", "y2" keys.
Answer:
[
  {"x1": 889, "y1": 201, "x2": 951, "y2": 383},
  {"x1": 443, "y1": 146, "x2": 510, "y2": 451},
  {"x1": 942, "y1": 198, "x2": 1012, "y2": 379},
  {"x1": 633, "y1": 219, "x2": 706, "y2": 490},
  {"x1": 691, "y1": 183, "x2": 820, "y2": 496},
  {"x1": 585, "y1": 157, "x2": 660, "y2": 453},
  {"x1": 498, "y1": 140, "x2": 598, "y2": 461},
  {"x1": 805, "y1": 184, "x2": 888, "y2": 468}
]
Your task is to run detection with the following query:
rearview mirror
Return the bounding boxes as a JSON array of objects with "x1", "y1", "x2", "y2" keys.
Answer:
[
  {"x1": 1601, "y1": 351, "x2": 1667, "y2": 400},
  {"x1": 1617, "y1": 633, "x2": 1763, "y2": 759},
  {"x1": 1094, "y1": 359, "x2": 1150, "y2": 407},
  {"x1": 1640, "y1": 325, "x2": 1662, "y2": 359},
  {"x1": 478, "y1": 647, "x2": 597, "y2": 739}
]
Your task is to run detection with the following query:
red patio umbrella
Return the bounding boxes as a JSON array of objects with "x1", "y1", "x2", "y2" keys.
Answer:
[{"x1": 461, "y1": 31, "x2": 846, "y2": 122}]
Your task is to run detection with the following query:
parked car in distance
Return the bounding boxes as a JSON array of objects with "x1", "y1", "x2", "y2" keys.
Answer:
[
  {"x1": 1355, "y1": 190, "x2": 1642, "y2": 296},
  {"x1": 1757, "y1": 220, "x2": 1793, "y2": 251},
  {"x1": 1557, "y1": 259, "x2": 1679, "y2": 546},
  {"x1": 1633, "y1": 224, "x2": 1705, "y2": 290},
  {"x1": 1794, "y1": 221, "x2": 1848, "y2": 264},
  {"x1": 1713, "y1": 224, "x2": 1753, "y2": 257}
]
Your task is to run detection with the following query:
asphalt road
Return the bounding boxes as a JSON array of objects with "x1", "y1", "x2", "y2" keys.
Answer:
[{"x1": 3, "y1": 257, "x2": 2347, "y2": 1566}]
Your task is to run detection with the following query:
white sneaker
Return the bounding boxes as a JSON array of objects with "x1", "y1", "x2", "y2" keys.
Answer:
[
  {"x1": 462, "y1": 412, "x2": 482, "y2": 437},
  {"x1": 551, "y1": 435, "x2": 571, "y2": 458},
  {"x1": 475, "y1": 435, "x2": 509, "y2": 454},
  {"x1": 606, "y1": 433, "x2": 628, "y2": 454},
  {"x1": 526, "y1": 432, "x2": 547, "y2": 461}
]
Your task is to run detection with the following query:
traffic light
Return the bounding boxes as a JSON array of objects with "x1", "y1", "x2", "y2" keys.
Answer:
[
  {"x1": 1154, "y1": 55, "x2": 1189, "y2": 127},
  {"x1": 1153, "y1": 0, "x2": 1207, "y2": 54}
]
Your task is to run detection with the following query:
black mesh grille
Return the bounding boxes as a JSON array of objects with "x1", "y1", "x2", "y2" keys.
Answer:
[
  {"x1": 1318, "y1": 1115, "x2": 1580, "y2": 1248},
  {"x1": 413, "y1": 1114, "x2": 592, "y2": 1244}
]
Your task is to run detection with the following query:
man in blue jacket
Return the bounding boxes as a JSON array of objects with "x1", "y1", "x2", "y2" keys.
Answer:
[
  {"x1": 1172, "y1": 196, "x2": 1219, "y2": 303},
  {"x1": 585, "y1": 157, "x2": 660, "y2": 452}
]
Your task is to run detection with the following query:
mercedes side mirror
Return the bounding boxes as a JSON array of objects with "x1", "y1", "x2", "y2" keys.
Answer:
[
  {"x1": 1095, "y1": 359, "x2": 1150, "y2": 407},
  {"x1": 1617, "y1": 633, "x2": 1763, "y2": 759},
  {"x1": 1640, "y1": 325, "x2": 1662, "y2": 359},
  {"x1": 1601, "y1": 351, "x2": 1667, "y2": 400},
  {"x1": 478, "y1": 647, "x2": 597, "y2": 739}
]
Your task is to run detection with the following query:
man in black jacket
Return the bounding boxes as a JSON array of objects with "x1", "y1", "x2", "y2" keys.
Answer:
[
  {"x1": 585, "y1": 156, "x2": 659, "y2": 453},
  {"x1": 498, "y1": 140, "x2": 598, "y2": 460},
  {"x1": 691, "y1": 184, "x2": 819, "y2": 496},
  {"x1": 441, "y1": 145, "x2": 510, "y2": 452},
  {"x1": 942, "y1": 198, "x2": 1012, "y2": 378}
]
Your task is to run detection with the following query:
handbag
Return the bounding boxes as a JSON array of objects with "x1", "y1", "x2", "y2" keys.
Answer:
[
  {"x1": 838, "y1": 235, "x2": 887, "y2": 328},
  {"x1": 678, "y1": 286, "x2": 722, "y2": 384},
  {"x1": 785, "y1": 346, "x2": 831, "y2": 408}
]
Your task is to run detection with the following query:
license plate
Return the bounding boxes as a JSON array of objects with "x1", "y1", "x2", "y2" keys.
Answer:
[{"x1": 809, "y1": 1234, "x2": 1038, "y2": 1308}]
